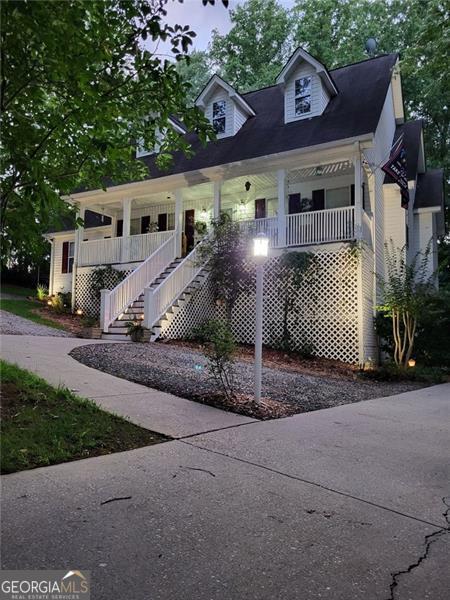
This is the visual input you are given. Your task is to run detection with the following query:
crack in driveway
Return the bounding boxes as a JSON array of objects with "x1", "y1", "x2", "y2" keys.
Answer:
[{"x1": 386, "y1": 497, "x2": 450, "y2": 600}]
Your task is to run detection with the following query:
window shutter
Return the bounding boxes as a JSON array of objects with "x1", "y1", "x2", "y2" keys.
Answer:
[
  {"x1": 350, "y1": 184, "x2": 355, "y2": 206},
  {"x1": 288, "y1": 193, "x2": 301, "y2": 214},
  {"x1": 141, "y1": 216, "x2": 150, "y2": 234},
  {"x1": 312, "y1": 189, "x2": 325, "y2": 211},
  {"x1": 61, "y1": 241, "x2": 69, "y2": 274},
  {"x1": 117, "y1": 219, "x2": 123, "y2": 237},
  {"x1": 255, "y1": 198, "x2": 266, "y2": 219},
  {"x1": 157, "y1": 213, "x2": 168, "y2": 232}
]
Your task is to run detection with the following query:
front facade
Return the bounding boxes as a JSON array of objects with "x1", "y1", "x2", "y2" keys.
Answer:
[{"x1": 46, "y1": 49, "x2": 444, "y2": 365}]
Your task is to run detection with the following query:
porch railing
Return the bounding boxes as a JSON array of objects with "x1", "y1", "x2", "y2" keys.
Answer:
[
  {"x1": 144, "y1": 239, "x2": 206, "y2": 330},
  {"x1": 101, "y1": 233, "x2": 176, "y2": 332},
  {"x1": 237, "y1": 217, "x2": 278, "y2": 247},
  {"x1": 285, "y1": 206, "x2": 355, "y2": 247},
  {"x1": 79, "y1": 230, "x2": 174, "y2": 266}
]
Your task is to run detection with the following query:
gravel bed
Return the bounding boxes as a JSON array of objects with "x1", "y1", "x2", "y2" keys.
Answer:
[
  {"x1": 0, "y1": 310, "x2": 72, "y2": 337},
  {"x1": 70, "y1": 342, "x2": 424, "y2": 415}
]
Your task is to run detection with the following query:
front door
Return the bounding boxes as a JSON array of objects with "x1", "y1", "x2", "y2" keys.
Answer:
[
  {"x1": 255, "y1": 198, "x2": 266, "y2": 219},
  {"x1": 184, "y1": 209, "x2": 195, "y2": 255}
]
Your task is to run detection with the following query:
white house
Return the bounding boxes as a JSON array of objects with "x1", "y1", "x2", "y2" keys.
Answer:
[{"x1": 45, "y1": 48, "x2": 445, "y2": 365}]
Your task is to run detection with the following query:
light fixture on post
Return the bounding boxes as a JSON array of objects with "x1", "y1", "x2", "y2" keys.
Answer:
[{"x1": 252, "y1": 232, "x2": 269, "y2": 404}]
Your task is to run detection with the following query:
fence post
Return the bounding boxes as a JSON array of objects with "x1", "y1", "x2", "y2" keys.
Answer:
[
  {"x1": 100, "y1": 289, "x2": 110, "y2": 333},
  {"x1": 143, "y1": 287, "x2": 155, "y2": 330}
]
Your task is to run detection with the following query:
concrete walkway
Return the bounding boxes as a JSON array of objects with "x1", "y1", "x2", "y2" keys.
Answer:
[
  {"x1": 0, "y1": 335, "x2": 255, "y2": 438},
  {"x1": 1, "y1": 335, "x2": 449, "y2": 599}
]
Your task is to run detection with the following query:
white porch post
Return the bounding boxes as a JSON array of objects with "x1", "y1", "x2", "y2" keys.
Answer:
[
  {"x1": 277, "y1": 169, "x2": 287, "y2": 247},
  {"x1": 48, "y1": 239, "x2": 55, "y2": 296},
  {"x1": 71, "y1": 205, "x2": 85, "y2": 310},
  {"x1": 213, "y1": 181, "x2": 221, "y2": 220},
  {"x1": 175, "y1": 189, "x2": 183, "y2": 258},
  {"x1": 121, "y1": 197, "x2": 132, "y2": 262},
  {"x1": 353, "y1": 144, "x2": 363, "y2": 240}
]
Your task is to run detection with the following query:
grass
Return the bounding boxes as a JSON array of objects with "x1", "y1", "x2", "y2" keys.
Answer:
[
  {"x1": 0, "y1": 297, "x2": 67, "y2": 330},
  {"x1": 0, "y1": 360, "x2": 169, "y2": 474},
  {"x1": 1, "y1": 283, "x2": 35, "y2": 297}
]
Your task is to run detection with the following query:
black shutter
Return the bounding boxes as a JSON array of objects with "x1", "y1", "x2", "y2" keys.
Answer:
[
  {"x1": 141, "y1": 216, "x2": 150, "y2": 234},
  {"x1": 61, "y1": 241, "x2": 69, "y2": 274},
  {"x1": 116, "y1": 219, "x2": 123, "y2": 237},
  {"x1": 255, "y1": 198, "x2": 266, "y2": 219},
  {"x1": 350, "y1": 184, "x2": 355, "y2": 206},
  {"x1": 288, "y1": 193, "x2": 301, "y2": 214},
  {"x1": 312, "y1": 189, "x2": 325, "y2": 211},
  {"x1": 158, "y1": 213, "x2": 168, "y2": 232}
]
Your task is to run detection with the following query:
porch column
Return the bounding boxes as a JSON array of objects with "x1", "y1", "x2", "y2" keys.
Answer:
[
  {"x1": 71, "y1": 205, "x2": 85, "y2": 310},
  {"x1": 175, "y1": 189, "x2": 183, "y2": 258},
  {"x1": 213, "y1": 181, "x2": 221, "y2": 220},
  {"x1": 121, "y1": 197, "x2": 132, "y2": 262},
  {"x1": 353, "y1": 144, "x2": 363, "y2": 240},
  {"x1": 277, "y1": 169, "x2": 287, "y2": 247}
]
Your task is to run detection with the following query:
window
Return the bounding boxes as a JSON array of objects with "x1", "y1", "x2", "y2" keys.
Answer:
[
  {"x1": 130, "y1": 218, "x2": 141, "y2": 235},
  {"x1": 294, "y1": 76, "x2": 312, "y2": 116},
  {"x1": 326, "y1": 187, "x2": 350, "y2": 209},
  {"x1": 212, "y1": 100, "x2": 226, "y2": 133}
]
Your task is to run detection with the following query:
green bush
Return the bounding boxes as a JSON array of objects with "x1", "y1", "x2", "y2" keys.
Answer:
[
  {"x1": 359, "y1": 362, "x2": 447, "y2": 384},
  {"x1": 376, "y1": 289, "x2": 450, "y2": 368},
  {"x1": 193, "y1": 319, "x2": 236, "y2": 399}
]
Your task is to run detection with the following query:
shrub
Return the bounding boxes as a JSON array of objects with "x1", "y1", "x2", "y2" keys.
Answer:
[
  {"x1": 89, "y1": 266, "x2": 127, "y2": 299},
  {"x1": 194, "y1": 319, "x2": 236, "y2": 400},
  {"x1": 36, "y1": 284, "x2": 48, "y2": 301}
]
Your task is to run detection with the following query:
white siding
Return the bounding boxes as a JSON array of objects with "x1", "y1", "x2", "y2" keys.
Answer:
[
  {"x1": 234, "y1": 104, "x2": 248, "y2": 133},
  {"x1": 383, "y1": 185, "x2": 407, "y2": 249},
  {"x1": 413, "y1": 211, "x2": 436, "y2": 282},
  {"x1": 284, "y1": 64, "x2": 330, "y2": 124},
  {"x1": 52, "y1": 235, "x2": 75, "y2": 294}
]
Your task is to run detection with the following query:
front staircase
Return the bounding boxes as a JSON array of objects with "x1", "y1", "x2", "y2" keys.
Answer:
[{"x1": 101, "y1": 257, "x2": 183, "y2": 340}]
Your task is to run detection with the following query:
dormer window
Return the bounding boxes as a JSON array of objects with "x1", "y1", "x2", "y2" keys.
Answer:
[
  {"x1": 295, "y1": 76, "x2": 312, "y2": 116},
  {"x1": 213, "y1": 100, "x2": 226, "y2": 134}
]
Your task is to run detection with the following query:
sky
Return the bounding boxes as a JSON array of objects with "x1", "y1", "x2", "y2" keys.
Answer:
[{"x1": 157, "y1": 0, "x2": 295, "y2": 53}]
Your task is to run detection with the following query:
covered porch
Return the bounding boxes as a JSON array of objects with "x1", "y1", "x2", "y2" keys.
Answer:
[{"x1": 73, "y1": 150, "x2": 371, "y2": 269}]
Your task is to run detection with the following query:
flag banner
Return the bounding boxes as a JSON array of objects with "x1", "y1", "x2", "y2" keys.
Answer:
[{"x1": 381, "y1": 133, "x2": 409, "y2": 208}]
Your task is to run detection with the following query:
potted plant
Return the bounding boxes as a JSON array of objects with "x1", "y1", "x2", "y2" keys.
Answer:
[
  {"x1": 126, "y1": 320, "x2": 148, "y2": 342},
  {"x1": 79, "y1": 316, "x2": 102, "y2": 339}
]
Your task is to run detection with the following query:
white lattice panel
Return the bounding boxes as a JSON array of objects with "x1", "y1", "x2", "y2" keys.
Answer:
[
  {"x1": 160, "y1": 247, "x2": 360, "y2": 364},
  {"x1": 75, "y1": 267, "x2": 133, "y2": 317}
]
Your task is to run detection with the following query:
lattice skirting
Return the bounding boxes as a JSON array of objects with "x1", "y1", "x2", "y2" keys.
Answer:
[
  {"x1": 160, "y1": 247, "x2": 361, "y2": 364},
  {"x1": 75, "y1": 267, "x2": 133, "y2": 317}
]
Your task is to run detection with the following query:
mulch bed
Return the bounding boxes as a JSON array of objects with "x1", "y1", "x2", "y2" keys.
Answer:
[
  {"x1": 33, "y1": 306, "x2": 86, "y2": 336},
  {"x1": 70, "y1": 342, "x2": 425, "y2": 420}
]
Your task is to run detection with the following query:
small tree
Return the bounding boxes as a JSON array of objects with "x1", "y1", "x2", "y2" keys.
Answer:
[
  {"x1": 198, "y1": 213, "x2": 252, "y2": 322},
  {"x1": 378, "y1": 241, "x2": 435, "y2": 368},
  {"x1": 193, "y1": 319, "x2": 236, "y2": 400}
]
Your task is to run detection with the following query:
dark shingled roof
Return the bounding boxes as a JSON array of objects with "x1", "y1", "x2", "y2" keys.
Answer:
[
  {"x1": 415, "y1": 169, "x2": 444, "y2": 210},
  {"x1": 76, "y1": 53, "x2": 398, "y2": 193},
  {"x1": 384, "y1": 119, "x2": 423, "y2": 184},
  {"x1": 48, "y1": 209, "x2": 111, "y2": 234}
]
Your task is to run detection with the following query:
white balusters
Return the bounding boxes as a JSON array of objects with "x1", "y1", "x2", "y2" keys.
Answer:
[{"x1": 100, "y1": 234, "x2": 176, "y2": 332}]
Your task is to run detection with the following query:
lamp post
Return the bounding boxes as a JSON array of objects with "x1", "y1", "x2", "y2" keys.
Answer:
[{"x1": 253, "y1": 232, "x2": 269, "y2": 403}]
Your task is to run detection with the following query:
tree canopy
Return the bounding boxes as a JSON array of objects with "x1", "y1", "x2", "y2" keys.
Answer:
[{"x1": 0, "y1": 0, "x2": 217, "y2": 266}]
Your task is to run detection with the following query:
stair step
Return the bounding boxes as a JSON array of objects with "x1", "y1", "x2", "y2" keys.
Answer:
[{"x1": 101, "y1": 333, "x2": 131, "y2": 341}]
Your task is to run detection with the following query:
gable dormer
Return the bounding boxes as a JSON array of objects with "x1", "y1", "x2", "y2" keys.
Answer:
[
  {"x1": 196, "y1": 75, "x2": 255, "y2": 139},
  {"x1": 136, "y1": 117, "x2": 186, "y2": 158},
  {"x1": 276, "y1": 47, "x2": 338, "y2": 124}
]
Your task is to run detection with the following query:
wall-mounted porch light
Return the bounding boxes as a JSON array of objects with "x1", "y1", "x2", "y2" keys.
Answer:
[{"x1": 200, "y1": 207, "x2": 208, "y2": 221}]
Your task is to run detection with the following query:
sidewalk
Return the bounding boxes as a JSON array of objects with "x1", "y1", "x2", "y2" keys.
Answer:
[{"x1": 0, "y1": 335, "x2": 255, "y2": 438}]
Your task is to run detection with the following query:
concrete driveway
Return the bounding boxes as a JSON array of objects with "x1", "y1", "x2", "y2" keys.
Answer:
[{"x1": 1, "y1": 336, "x2": 449, "y2": 599}]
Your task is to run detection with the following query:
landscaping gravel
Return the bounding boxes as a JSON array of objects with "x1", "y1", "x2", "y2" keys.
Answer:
[
  {"x1": 70, "y1": 342, "x2": 424, "y2": 415},
  {"x1": 0, "y1": 310, "x2": 72, "y2": 337}
]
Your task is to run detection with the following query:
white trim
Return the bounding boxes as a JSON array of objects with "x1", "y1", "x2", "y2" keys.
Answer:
[
  {"x1": 414, "y1": 206, "x2": 441, "y2": 214},
  {"x1": 276, "y1": 47, "x2": 338, "y2": 96},
  {"x1": 65, "y1": 133, "x2": 374, "y2": 205}
]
